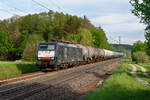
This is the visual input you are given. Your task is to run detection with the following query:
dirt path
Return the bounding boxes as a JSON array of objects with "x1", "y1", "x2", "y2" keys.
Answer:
[
  {"x1": 135, "y1": 64, "x2": 150, "y2": 78},
  {"x1": 130, "y1": 64, "x2": 149, "y2": 85}
]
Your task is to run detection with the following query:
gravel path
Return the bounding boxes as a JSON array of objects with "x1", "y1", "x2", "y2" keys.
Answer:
[{"x1": 130, "y1": 64, "x2": 150, "y2": 85}]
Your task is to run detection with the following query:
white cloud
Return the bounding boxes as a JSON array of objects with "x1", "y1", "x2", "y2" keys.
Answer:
[
  {"x1": 104, "y1": 22, "x2": 146, "y2": 45},
  {"x1": 54, "y1": 0, "x2": 128, "y2": 5},
  {"x1": 109, "y1": 38, "x2": 145, "y2": 45},
  {"x1": 0, "y1": 12, "x2": 13, "y2": 20},
  {"x1": 91, "y1": 14, "x2": 138, "y2": 25},
  {"x1": 90, "y1": 13, "x2": 146, "y2": 34},
  {"x1": 103, "y1": 22, "x2": 145, "y2": 33},
  {"x1": 108, "y1": 36, "x2": 145, "y2": 45},
  {"x1": 90, "y1": 13, "x2": 146, "y2": 45},
  {"x1": 91, "y1": 14, "x2": 128, "y2": 25}
]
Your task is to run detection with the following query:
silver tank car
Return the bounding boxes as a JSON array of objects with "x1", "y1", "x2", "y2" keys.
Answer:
[
  {"x1": 87, "y1": 46, "x2": 95, "y2": 60},
  {"x1": 102, "y1": 49, "x2": 115, "y2": 59},
  {"x1": 98, "y1": 48, "x2": 105, "y2": 59},
  {"x1": 76, "y1": 44, "x2": 89, "y2": 61}
]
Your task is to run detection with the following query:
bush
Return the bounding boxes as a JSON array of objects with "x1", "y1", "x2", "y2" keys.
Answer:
[
  {"x1": 23, "y1": 42, "x2": 38, "y2": 61},
  {"x1": 133, "y1": 51, "x2": 149, "y2": 63},
  {"x1": 22, "y1": 34, "x2": 44, "y2": 61}
]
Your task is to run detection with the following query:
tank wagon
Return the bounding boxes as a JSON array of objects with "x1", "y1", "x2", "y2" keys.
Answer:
[
  {"x1": 36, "y1": 40, "x2": 124, "y2": 70},
  {"x1": 114, "y1": 52, "x2": 124, "y2": 57}
]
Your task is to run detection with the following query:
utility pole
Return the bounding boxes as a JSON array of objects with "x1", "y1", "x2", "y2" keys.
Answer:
[{"x1": 118, "y1": 36, "x2": 121, "y2": 51}]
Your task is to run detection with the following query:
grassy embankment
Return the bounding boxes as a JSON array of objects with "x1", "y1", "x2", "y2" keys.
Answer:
[
  {"x1": 85, "y1": 59, "x2": 150, "y2": 100},
  {"x1": 0, "y1": 61, "x2": 39, "y2": 78}
]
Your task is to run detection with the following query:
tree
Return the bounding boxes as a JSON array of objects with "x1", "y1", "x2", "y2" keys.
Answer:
[
  {"x1": 131, "y1": 41, "x2": 147, "y2": 61},
  {"x1": 133, "y1": 51, "x2": 149, "y2": 63},
  {"x1": 0, "y1": 11, "x2": 112, "y2": 61},
  {"x1": 130, "y1": 0, "x2": 150, "y2": 26},
  {"x1": 92, "y1": 27, "x2": 114, "y2": 50},
  {"x1": 0, "y1": 31, "x2": 13, "y2": 60},
  {"x1": 130, "y1": 0, "x2": 150, "y2": 56}
]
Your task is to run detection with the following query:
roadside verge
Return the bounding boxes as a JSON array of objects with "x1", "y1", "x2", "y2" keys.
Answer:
[{"x1": 85, "y1": 59, "x2": 150, "y2": 100}]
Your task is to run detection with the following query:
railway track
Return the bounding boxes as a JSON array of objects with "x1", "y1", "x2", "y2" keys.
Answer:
[
  {"x1": 0, "y1": 72, "x2": 45, "y2": 85},
  {"x1": 0, "y1": 60, "x2": 110, "y2": 86},
  {"x1": 0, "y1": 58, "x2": 123, "y2": 100}
]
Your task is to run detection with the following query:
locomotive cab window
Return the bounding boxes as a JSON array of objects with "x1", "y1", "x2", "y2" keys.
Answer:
[{"x1": 39, "y1": 44, "x2": 55, "y2": 50}]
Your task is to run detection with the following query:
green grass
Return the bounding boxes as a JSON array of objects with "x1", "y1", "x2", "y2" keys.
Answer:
[
  {"x1": 135, "y1": 64, "x2": 150, "y2": 83},
  {"x1": 85, "y1": 59, "x2": 150, "y2": 100},
  {"x1": 0, "y1": 61, "x2": 40, "y2": 78},
  {"x1": 139, "y1": 63, "x2": 150, "y2": 75}
]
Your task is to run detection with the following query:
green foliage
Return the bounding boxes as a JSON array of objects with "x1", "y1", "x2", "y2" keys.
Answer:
[
  {"x1": 78, "y1": 28, "x2": 93, "y2": 46},
  {"x1": 132, "y1": 41, "x2": 146, "y2": 53},
  {"x1": 0, "y1": 10, "x2": 113, "y2": 61},
  {"x1": 145, "y1": 30, "x2": 150, "y2": 56},
  {"x1": 86, "y1": 60, "x2": 150, "y2": 100},
  {"x1": 130, "y1": 0, "x2": 150, "y2": 26},
  {"x1": 131, "y1": 41, "x2": 147, "y2": 61},
  {"x1": 139, "y1": 63, "x2": 150, "y2": 75},
  {"x1": 23, "y1": 34, "x2": 44, "y2": 61},
  {"x1": 92, "y1": 27, "x2": 114, "y2": 50},
  {"x1": 23, "y1": 42, "x2": 38, "y2": 61},
  {"x1": 27, "y1": 34, "x2": 45, "y2": 43},
  {"x1": 133, "y1": 51, "x2": 149, "y2": 63},
  {"x1": 0, "y1": 31, "x2": 13, "y2": 60},
  {"x1": 130, "y1": 0, "x2": 150, "y2": 57}
]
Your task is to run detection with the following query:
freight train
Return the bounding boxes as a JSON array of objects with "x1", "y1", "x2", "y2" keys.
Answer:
[{"x1": 36, "y1": 40, "x2": 123, "y2": 70}]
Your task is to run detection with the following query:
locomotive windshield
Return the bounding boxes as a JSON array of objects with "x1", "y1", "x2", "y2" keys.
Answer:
[{"x1": 39, "y1": 44, "x2": 55, "y2": 50}]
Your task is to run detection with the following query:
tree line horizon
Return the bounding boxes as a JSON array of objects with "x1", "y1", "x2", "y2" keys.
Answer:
[{"x1": 0, "y1": 10, "x2": 114, "y2": 61}]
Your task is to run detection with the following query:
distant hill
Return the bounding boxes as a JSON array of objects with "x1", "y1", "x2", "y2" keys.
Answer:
[{"x1": 112, "y1": 44, "x2": 132, "y2": 52}]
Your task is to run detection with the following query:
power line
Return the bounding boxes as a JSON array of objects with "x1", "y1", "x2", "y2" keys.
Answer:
[
  {"x1": 119, "y1": 36, "x2": 121, "y2": 45},
  {"x1": 32, "y1": 0, "x2": 51, "y2": 11},
  {"x1": 109, "y1": 36, "x2": 120, "y2": 44},
  {"x1": 48, "y1": 0, "x2": 65, "y2": 13},
  {"x1": 0, "y1": 8, "x2": 18, "y2": 16},
  {"x1": 1, "y1": 1, "x2": 25, "y2": 14}
]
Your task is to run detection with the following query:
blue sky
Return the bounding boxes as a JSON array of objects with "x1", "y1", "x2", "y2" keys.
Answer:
[{"x1": 0, "y1": 0, "x2": 146, "y2": 45}]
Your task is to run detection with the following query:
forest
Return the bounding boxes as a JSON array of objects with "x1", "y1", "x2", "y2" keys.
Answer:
[{"x1": 0, "y1": 10, "x2": 113, "y2": 61}]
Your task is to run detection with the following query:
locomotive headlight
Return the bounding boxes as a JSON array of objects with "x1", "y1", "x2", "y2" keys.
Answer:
[
  {"x1": 51, "y1": 57, "x2": 54, "y2": 60},
  {"x1": 38, "y1": 57, "x2": 41, "y2": 60}
]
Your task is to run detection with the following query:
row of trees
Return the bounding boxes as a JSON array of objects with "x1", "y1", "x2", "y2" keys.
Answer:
[
  {"x1": 130, "y1": 0, "x2": 150, "y2": 63},
  {"x1": 130, "y1": 0, "x2": 150, "y2": 57},
  {"x1": 0, "y1": 10, "x2": 113, "y2": 61}
]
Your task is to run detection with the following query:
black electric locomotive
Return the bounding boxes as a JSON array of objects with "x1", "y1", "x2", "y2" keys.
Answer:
[{"x1": 36, "y1": 42, "x2": 83, "y2": 70}]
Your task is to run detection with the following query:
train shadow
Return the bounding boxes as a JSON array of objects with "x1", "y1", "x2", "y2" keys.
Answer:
[{"x1": 16, "y1": 63, "x2": 40, "y2": 74}]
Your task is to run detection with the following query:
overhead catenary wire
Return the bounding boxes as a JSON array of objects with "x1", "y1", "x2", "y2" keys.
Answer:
[
  {"x1": 48, "y1": 0, "x2": 65, "y2": 13},
  {"x1": 52, "y1": 0, "x2": 84, "y2": 15},
  {"x1": 32, "y1": 0, "x2": 85, "y2": 16},
  {"x1": 109, "y1": 36, "x2": 120, "y2": 44},
  {"x1": 1, "y1": 1, "x2": 25, "y2": 14},
  {"x1": 0, "y1": 8, "x2": 19, "y2": 16},
  {"x1": 32, "y1": 0, "x2": 51, "y2": 11}
]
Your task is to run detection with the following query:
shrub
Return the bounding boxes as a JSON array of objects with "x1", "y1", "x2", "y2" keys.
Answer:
[
  {"x1": 22, "y1": 34, "x2": 44, "y2": 61},
  {"x1": 133, "y1": 51, "x2": 149, "y2": 63},
  {"x1": 23, "y1": 42, "x2": 38, "y2": 61}
]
